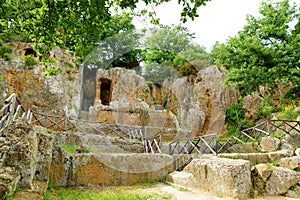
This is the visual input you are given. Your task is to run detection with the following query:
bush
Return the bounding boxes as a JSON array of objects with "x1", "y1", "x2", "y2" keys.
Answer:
[
  {"x1": 277, "y1": 103, "x2": 300, "y2": 120},
  {"x1": 0, "y1": 45, "x2": 13, "y2": 60},
  {"x1": 24, "y1": 55, "x2": 38, "y2": 69},
  {"x1": 258, "y1": 97, "x2": 276, "y2": 119},
  {"x1": 226, "y1": 100, "x2": 246, "y2": 127}
]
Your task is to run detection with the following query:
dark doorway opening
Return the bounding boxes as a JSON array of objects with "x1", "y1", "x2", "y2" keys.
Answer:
[
  {"x1": 100, "y1": 78, "x2": 112, "y2": 105},
  {"x1": 23, "y1": 48, "x2": 37, "y2": 57}
]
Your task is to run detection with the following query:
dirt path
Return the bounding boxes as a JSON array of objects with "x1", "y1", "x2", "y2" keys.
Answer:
[{"x1": 144, "y1": 183, "x2": 297, "y2": 200}]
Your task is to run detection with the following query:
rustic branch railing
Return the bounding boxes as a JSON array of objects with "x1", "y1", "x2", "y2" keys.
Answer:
[
  {"x1": 0, "y1": 93, "x2": 32, "y2": 134},
  {"x1": 2, "y1": 93, "x2": 300, "y2": 155},
  {"x1": 216, "y1": 119, "x2": 300, "y2": 153},
  {"x1": 168, "y1": 133, "x2": 218, "y2": 155}
]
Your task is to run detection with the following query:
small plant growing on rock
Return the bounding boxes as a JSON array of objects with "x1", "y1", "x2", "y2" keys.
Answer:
[
  {"x1": 24, "y1": 55, "x2": 38, "y2": 69},
  {"x1": 0, "y1": 45, "x2": 13, "y2": 60}
]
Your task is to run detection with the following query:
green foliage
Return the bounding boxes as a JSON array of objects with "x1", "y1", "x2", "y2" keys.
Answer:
[
  {"x1": 277, "y1": 103, "x2": 300, "y2": 120},
  {"x1": 267, "y1": 164, "x2": 275, "y2": 171},
  {"x1": 44, "y1": 67, "x2": 62, "y2": 77},
  {"x1": 258, "y1": 97, "x2": 276, "y2": 119},
  {"x1": 212, "y1": 0, "x2": 300, "y2": 96},
  {"x1": 23, "y1": 55, "x2": 38, "y2": 69},
  {"x1": 289, "y1": 184, "x2": 297, "y2": 191},
  {"x1": 249, "y1": 187, "x2": 255, "y2": 198},
  {"x1": 273, "y1": 161, "x2": 280, "y2": 167},
  {"x1": 142, "y1": 25, "x2": 210, "y2": 83},
  {"x1": 226, "y1": 100, "x2": 246, "y2": 127},
  {"x1": 0, "y1": 0, "x2": 209, "y2": 72},
  {"x1": 61, "y1": 143, "x2": 79, "y2": 156},
  {"x1": 0, "y1": 45, "x2": 13, "y2": 60}
]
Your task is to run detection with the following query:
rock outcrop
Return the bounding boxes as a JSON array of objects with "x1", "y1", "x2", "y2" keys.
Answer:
[
  {"x1": 0, "y1": 42, "x2": 81, "y2": 119},
  {"x1": 86, "y1": 66, "x2": 238, "y2": 139},
  {"x1": 0, "y1": 119, "x2": 54, "y2": 199},
  {"x1": 260, "y1": 136, "x2": 281, "y2": 152},
  {"x1": 167, "y1": 156, "x2": 251, "y2": 199},
  {"x1": 252, "y1": 163, "x2": 300, "y2": 196}
]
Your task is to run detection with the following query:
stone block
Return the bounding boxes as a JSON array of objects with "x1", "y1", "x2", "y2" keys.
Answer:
[
  {"x1": 69, "y1": 153, "x2": 174, "y2": 186},
  {"x1": 265, "y1": 166, "x2": 300, "y2": 195},
  {"x1": 166, "y1": 171, "x2": 197, "y2": 188},
  {"x1": 183, "y1": 156, "x2": 251, "y2": 199},
  {"x1": 253, "y1": 163, "x2": 272, "y2": 182},
  {"x1": 34, "y1": 126, "x2": 54, "y2": 182},
  {"x1": 280, "y1": 156, "x2": 300, "y2": 170},
  {"x1": 49, "y1": 141, "x2": 71, "y2": 187},
  {"x1": 260, "y1": 136, "x2": 280, "y2": 152},
  {"x1": 286, "y1": 185, "x2": 300, "y2": 198},
  {"x1": 0, "y1": 166, "x2": 20, "y2": 200},
  {"x1": 219, "y1": 150, "x2": 292, "y2": 164}
]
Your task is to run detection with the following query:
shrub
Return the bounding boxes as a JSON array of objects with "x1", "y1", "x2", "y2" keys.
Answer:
[
  {"x1": 277, "y1": 103, "x2": 300, "y2": 120},
  {"x1": 24, "y1": 55, "x2": 38, "y2": 69},
  {"x1": 226, "y1": 100, "x2": 246, "y2": 127},
  {"x1": 0, "y1": 45, "x2": 13, "y2": 60},
  {"x1": 258, "y1": 97, "x2": 276, "y2": 119}
]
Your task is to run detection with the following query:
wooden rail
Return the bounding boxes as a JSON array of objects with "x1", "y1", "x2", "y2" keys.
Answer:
[
  {"x1": 216, "y1": 119, "x2": 300, "y2": 153},
  {"x1": 168, "y1": 133, "x2": 218, "y2": 155},
  {"x1": 0, "y1": 93, "x2": 32, "y2": 134},
  {"x1": 2, "y1": 93, "x2": 300, "y2": 156}
]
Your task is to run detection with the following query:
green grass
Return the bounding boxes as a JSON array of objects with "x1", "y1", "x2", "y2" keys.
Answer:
[
  {"x1": 269, "y1": 132, "x2": 285, "y2": 139},
  {"x1": 61, "y1": 143, "x2": 80, "y2": 155},
  {"x1": 44, "y1": 185, "x2": 172, "y2": 200}
]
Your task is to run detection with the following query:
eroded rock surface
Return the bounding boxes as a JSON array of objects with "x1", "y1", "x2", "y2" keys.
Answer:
[
  {"x1": 168, "y1": 156, "x2": 251, "y2": 200},
  {"x1": 0, "y1": 166, "x2": 20, "y2": 200},
  {"x1": 69, "y1": 153, "x2": 174, "y2": 186},
  {"x1": 280, "y1": 156, "x2": 300, "y2": 170},
  {"x1": 260, "y1": 136, "x2": 281, "y2": 152},
  {"x1": 252, "y1": 163, "x2": 300, "y2": 197},
  {"x1": 265, "y1": 166, "x2": 300, "y2": 195}
]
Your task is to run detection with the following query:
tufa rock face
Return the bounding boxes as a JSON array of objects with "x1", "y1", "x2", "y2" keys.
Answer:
[
  {"x1": 49, "y1": 140, "x2": 71, "y2": 187},
  {"x1": 243, "y1": 94, "x2": 263, "y2": 120},
  {"x1": 0, "y1": 166, "x2": 20, "y2": 200},
  {"x1": 0, "y1": 42, "x2": 81, "y2": 119},
  {"x1": 4, "y1": 119, "x2": 38, "y2": 189},
  {"x1": 87, "y1": 66, "x2": 238, "y2": 137},
  {"x1": 2, "y1": 119, "x2": 54, "y2": 188}
]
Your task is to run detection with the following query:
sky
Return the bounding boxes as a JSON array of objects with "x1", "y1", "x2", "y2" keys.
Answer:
[{"x1": 133, "y1": 0, "x2": 299, "y2": 51}]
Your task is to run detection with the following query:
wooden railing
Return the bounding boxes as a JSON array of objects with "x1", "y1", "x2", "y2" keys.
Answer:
[
  {"x1": 0, "y1": 93, "x2": 32, "y2": 133},
  {"x1": 216, "y1": 119, "x2": 300, "y2": 153},
  {"x1": 168, "y1": 133, "x2": 218, "y2": 155},
  {"x1": 2, "y1": 93, "x2": 300, "y2": 156}
]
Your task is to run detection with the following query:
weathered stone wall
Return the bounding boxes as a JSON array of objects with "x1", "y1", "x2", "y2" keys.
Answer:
[
  {"x1": 0, "y1": 42, "x2": 81, "y2": 119},
  {"x1": 88, "y1": 66, "x2": 238, "y2": 138},
  {"x1": 2, "y1": 120, "x2": 54, "y2": 188},
  {"x1": 68, "y1": 153, "x2": 174, "y2": 186}
]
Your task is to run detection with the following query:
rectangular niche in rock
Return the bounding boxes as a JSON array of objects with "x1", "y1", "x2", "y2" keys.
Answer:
[{"x1": 100, "y1": 78, "x2": 112, "y2": 106}]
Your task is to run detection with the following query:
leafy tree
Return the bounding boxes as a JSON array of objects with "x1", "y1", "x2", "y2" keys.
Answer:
[
  {"x1": 142, "y1": 25, "x2": 210, "y2": 83},
  {"x1": 0, "y1": 0, "x2": 210, "y2": 63},
  {"x1": 212, "y1": 0, "x2": 300, "y2": 96}
]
